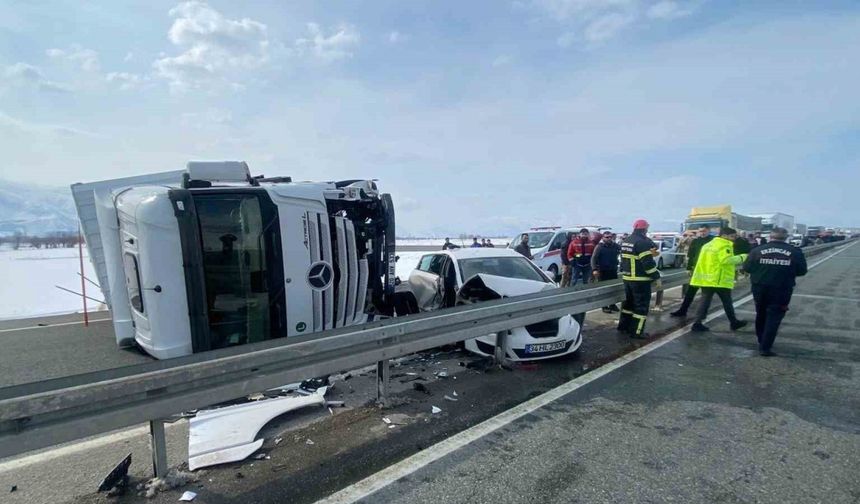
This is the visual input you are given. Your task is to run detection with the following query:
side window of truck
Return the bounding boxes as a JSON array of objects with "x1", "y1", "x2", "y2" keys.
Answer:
[{"x1": 122, "y1": 252, "x2": 144, "y2": 314}]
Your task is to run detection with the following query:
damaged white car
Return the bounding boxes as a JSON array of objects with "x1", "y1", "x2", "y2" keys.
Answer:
[{"x1": 397, "y1": 248, "x2": 583, "y2": 361}]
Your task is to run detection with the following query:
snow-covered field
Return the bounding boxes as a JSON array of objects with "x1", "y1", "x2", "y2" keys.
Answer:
[
  {"x1": 0, "y1": 240, "x2": 506, "y2": 319},
  {"x1": 0, "y1": 246, "x2": 107, "y2": 319}
]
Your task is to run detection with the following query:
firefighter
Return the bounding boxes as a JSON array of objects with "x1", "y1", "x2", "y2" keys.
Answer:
[
  {"x1": 743, "y1": 227, "x2": 807, "y2": 356},
  {"x1": 618, "y1": 219, "x2": 661, "y2": 339}
]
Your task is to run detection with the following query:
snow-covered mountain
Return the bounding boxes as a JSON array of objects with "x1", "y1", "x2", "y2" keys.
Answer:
[{"x1": 0, "y1": 180, "x2": 78, "y2": 236}]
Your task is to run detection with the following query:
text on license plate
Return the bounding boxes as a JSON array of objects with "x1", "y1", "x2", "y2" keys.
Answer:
[{"x1": 525, "y1": 341, "x2": 566, "y2": 354}]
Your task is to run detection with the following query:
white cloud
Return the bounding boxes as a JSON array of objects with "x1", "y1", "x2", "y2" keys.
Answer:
[
  {"x1": 491, "y1": 54, "x2": 512, "y2": 67},
  {"x1": 46, "y1": 44, "x2": 100, "y2": 72},
  {"x1": 105, "y1": 72, "x2": 145, "y2": 90},
  {"x1": 583, "y1": 11, "x2": 636, "y2": 42},
  {"x1": 2, "y1": 62, "x2": 71, "y2": 93},
  {"x1": 0, "y1": 110, "x2": 99, "y2": 137},
  {"x1": 294, "y1": 23, "x2": 360, "y2": 62},
  {"x1": 647, "y1": 0, "x2": 696, "y2": 20},
  {"x1": 153, "y1": 1, "x2": 270, "y2": 91},
  {"x1": 528, "y1": 0, "x2": 697, "y2": 47}
]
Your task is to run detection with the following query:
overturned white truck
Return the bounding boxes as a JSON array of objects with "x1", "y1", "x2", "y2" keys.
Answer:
[{"x1": 72, "y1": 162, "x2": 395, "y2": 359}]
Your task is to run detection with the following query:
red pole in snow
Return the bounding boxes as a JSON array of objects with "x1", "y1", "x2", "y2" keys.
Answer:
[{"x1": 79, "y1": 224, "x2": 89, "y2": 327}]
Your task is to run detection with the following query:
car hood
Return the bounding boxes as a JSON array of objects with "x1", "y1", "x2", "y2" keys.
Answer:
[{"x1": 457, "y1": 274, "x2": 555, "y2": 303}]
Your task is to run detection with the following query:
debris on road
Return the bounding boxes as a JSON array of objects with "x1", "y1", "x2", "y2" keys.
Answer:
[
  {"x1": 253, "y1": 453, "x2": 270, "y2": 460},
  {"x1": 274, "y1": 437, "x2": 283, "y2": 445},
  {"x1": 444, "y1": 395, "x2": 458, "y2": 402},
  {"x1": 188, "y1": 387, "x2": 328, "y2": 471},
  {"x1": 386, "y1": 413, "x2": 411, "y2": 425},
  {"x1": 143, "y1": 469, "x2": 198, "y2": 499},
  {"x1": 300, "y1": 377, "x2": 330, "y2": 392},
  {"x1": 413, "y1": 382, "x2": 431, "y2": 395},
  {"x1": 431, "y1": 406, "x2": 442, "y2": 414},
  {"x1": 10, "y1": 485, "x2": 17, "y2": 493},
  {"x1": 382, "y1": 417, "x2": 392, "y2": 424},
  {"x1": 97, "y1": 453, "x2": 132, "y2": 493},
  {"x1": 306, "y1": 439, "x2": 315, "y2": 445},
  {"x1": 179, "y1": 490, "x2": 197, "y2": 501},
  {"x1": 325, "y1": 400, "x2": 345, "y2": 408}
]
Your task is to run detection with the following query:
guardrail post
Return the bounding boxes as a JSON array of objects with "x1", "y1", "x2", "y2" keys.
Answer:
[
  {"x1": 149, "y1": 419, "x2": 168, "y2": 478},
  {"x1": 376, "y1": 359, "x2": 390, "y2": 406},
  {"x1": 494, "y1": 331, "x2": 509, "y2": 368}
]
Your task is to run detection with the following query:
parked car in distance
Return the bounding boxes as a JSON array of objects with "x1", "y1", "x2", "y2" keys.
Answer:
[
  {"x1": 649, "y1": 232, "x2": 684, "y2": 269},
  {"x1": 397, "y1": 248, "x2": 583, "y2": 361}
]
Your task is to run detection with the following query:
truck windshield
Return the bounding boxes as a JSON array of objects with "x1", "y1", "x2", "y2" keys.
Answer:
[
  {"x1": 194, "y1": 192, "x2": 285, "y2": 349},
  {"x1": 685, "y1": 220, "x2": 722, "y2": 232},
  {"x1": 459, "y1": 257, "x2": 549, "y2": 283}
]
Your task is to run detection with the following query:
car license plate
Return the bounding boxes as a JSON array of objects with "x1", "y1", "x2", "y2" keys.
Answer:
[{"x1": 525, "y1": 341, "x2": 566, "y2": 354}]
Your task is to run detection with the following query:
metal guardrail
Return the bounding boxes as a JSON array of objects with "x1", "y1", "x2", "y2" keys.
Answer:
[{"x1": 0, "y1": 240, "x2": 849, "y2": 468}]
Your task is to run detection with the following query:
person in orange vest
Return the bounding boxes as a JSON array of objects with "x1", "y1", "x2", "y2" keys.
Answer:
[{"x1": 567, "y1": 228, "x2": 595, "y2": 287}]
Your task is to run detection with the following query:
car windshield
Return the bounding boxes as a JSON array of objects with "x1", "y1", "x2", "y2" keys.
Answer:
[
  {"x1": 518, "y1": 232, "x2": 554, "y2": 249},
  {"x1": 458, "y1": 257, "x2": 549, "y2": 283}
]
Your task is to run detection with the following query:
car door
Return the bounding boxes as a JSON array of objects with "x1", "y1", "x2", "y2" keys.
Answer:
[{"x1": 408, "y1": 254, "x2": 446, "y2": 311}]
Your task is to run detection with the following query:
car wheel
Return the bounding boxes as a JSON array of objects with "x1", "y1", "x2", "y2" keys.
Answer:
[
  {"x1": 548, "y1": 264, "x2": 559, "y2": 281},
  {"x1": 658, "y1": 258, "x2": 664, "y2": 270}
]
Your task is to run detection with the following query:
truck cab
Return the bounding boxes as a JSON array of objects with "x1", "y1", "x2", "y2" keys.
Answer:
[{"x1": 72, "y1": 162, "x2": 395, "y2": 359}]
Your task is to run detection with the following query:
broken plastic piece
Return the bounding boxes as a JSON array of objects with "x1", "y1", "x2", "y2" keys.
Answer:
[
  {"x1": 97, "y1": 453, "x2": 132, "y2": 492},
  {"x1": 188, "y1": 387, "x2": 327, "y2": 471},
  {"x1": 444, "y1": 395, "x2": 458, "y2": 402},
  {"x1": 431, "y1": 406, "x2": 442, "y2": 414},
  {"x1": 179, "y1": 490, "x2": 197, "y2": 501},
  {"x1": 382, "y1": 417, "x2": 392, "y2": 424},
  {"x1": 306, "y1": 439, "x2": 315, "y2": 445}
]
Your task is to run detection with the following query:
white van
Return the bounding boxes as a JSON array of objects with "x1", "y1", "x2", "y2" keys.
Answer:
[{"x1": 507, "y1": 227, "x2": 574, "y2": 280}]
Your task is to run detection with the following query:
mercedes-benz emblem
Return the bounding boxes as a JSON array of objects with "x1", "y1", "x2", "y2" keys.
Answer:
[{"x1": 307, "y1": 261, "x2": 334, "y2": 291}]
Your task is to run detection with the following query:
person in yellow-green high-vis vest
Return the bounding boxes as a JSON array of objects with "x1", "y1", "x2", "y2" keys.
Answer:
[{"x1": 689, "y1": 226, "x2": 749, "y2": 332}]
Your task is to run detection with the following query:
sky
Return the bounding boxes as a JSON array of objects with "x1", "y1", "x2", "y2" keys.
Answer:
[{"x1": 1, "y1": 0, "x2": 858, "y2": 236}]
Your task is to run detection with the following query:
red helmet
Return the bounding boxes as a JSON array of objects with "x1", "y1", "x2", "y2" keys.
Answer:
[{"x1": 633, "y1": 219, "x2": 649, "y2": 230}]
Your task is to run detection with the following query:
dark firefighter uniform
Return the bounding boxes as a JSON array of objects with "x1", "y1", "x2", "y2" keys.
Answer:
[
  {"x1": 743, "y1": 240, "x2": 807, "y2": 355},
  {"x1": 618, "y1": 230, "x2": 660, "y2": 338}
]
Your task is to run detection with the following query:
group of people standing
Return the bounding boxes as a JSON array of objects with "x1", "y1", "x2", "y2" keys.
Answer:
[
  {"x1": 668, "y1": 224, "x2": 806, "y2": 355},
  {"x1": 514, "y1": 220, "x2": 808, "y2": 356},
  {"x1": 622, "y1": 221, "x2": 807, "y2": 356},
  {"x1": 441, "y1": 237, "x2": 495, "y2": 249}
]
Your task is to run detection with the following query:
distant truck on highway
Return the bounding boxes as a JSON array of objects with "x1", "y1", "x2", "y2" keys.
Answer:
[
  {"x1": 751, "y1": 212, "x2": 795, "y2": 235},
  {"x1": 72, "y1": 162, "x2": 396, "y2": 359},
  {"x1": 683, "y1": 205, "x2": 762, "y2": 235}
]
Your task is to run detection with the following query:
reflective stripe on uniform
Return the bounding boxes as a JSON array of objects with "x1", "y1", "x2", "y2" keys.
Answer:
[
  {"x1": 621, "y1": 309, "x2": 633, "y2": 315},
  {"x1": 644, "y1": 267, "x2": 658, "y2": 274},
  {"x1": 637, "y1": 250, "x2": 653, "y2": 259},
  {"x1": 622, "y1": 276, "x2": 651, "y2": 281},
  {"x1": 632, "y1": 313, "x2": 647, "y2": 334}
]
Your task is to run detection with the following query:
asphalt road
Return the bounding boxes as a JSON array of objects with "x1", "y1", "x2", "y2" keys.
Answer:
[
  {"x1": 1, "y1": 244, "x2": 854, "y2": 503},
  {"x1": 340, "y1": 241, "x2": 860, "y2": 503}
]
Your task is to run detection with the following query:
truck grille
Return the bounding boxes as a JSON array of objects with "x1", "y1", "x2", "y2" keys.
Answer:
[
  {"x1": 525, "y1": 319, "x2": 559, "y2": 338},
  {"x1": 333, "y1": 216, "x2": 369, "y2": 327}
]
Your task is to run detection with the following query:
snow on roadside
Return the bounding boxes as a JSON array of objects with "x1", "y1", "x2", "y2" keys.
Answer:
[{"x1": 0, "y1": 246, "x2": 107, "y2": 319}]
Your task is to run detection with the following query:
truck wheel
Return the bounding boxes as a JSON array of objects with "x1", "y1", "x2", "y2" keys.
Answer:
[{"x1": 548, "y1": 264, "x2": 559, "y2": 281}]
